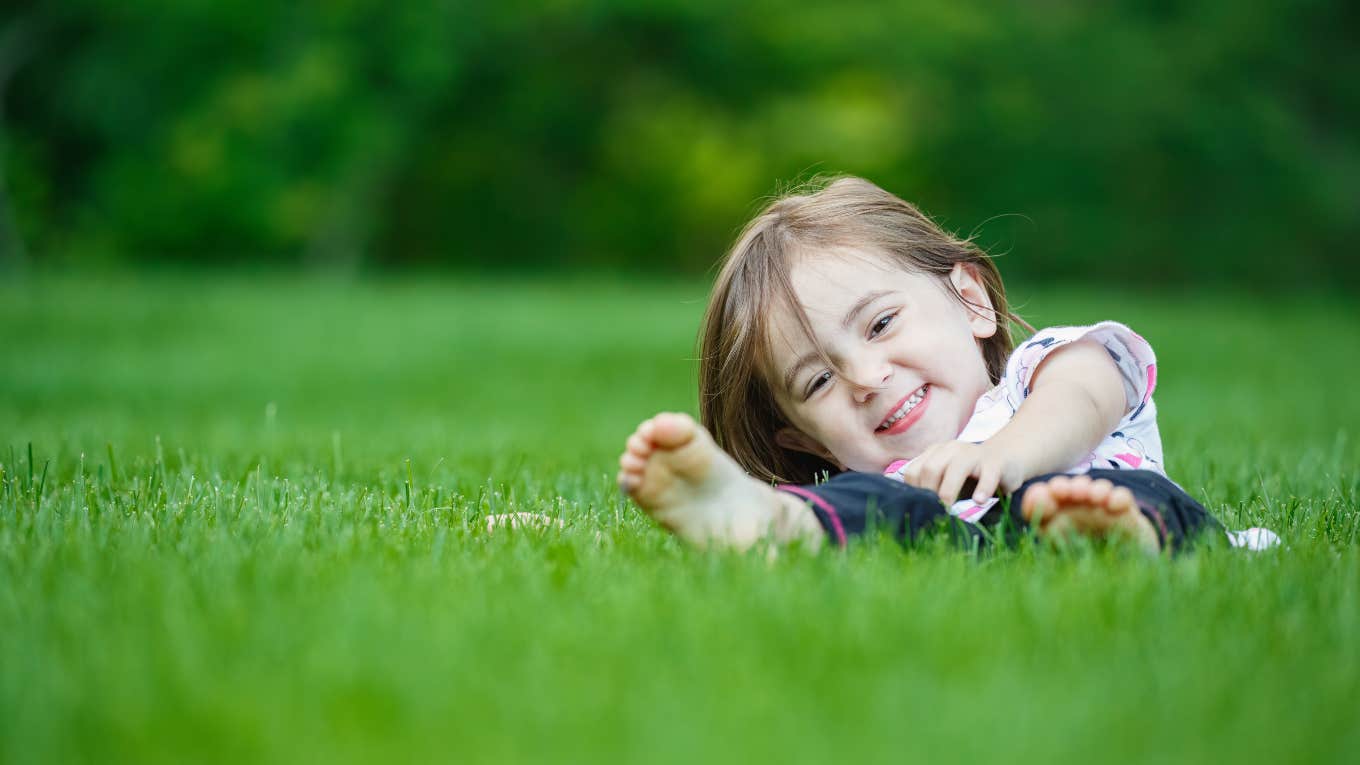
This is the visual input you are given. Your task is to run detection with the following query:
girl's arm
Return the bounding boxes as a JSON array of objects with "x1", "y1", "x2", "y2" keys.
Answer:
[{"x1": 900, "y1": 339, "x2": 1127, "y2": 504}]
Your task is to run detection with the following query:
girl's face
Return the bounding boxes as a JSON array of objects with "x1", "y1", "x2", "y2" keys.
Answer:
[{"x1": 766, "y1": 250, "x2": 997, "y2": 473}]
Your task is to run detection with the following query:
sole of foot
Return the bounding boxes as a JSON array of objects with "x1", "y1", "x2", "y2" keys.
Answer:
[
  {"x1": 617, "y1": 412, "x2": 793, "y2": 551},
  {"x1": 1020, "y1": 474, "x2": 1161, "y2": 554}
]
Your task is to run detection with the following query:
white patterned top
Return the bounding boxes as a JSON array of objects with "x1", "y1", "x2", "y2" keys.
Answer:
[{"x1": 881, "y1": 321, "x2": 1278, "y2": 549}]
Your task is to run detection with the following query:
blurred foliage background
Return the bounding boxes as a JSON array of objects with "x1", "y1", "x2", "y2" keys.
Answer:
[{"x1": 1, "y1": 0, "x2": 1356, "y2": 285}]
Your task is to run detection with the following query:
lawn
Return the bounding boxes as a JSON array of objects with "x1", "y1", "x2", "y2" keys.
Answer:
[{"x1": 2, "y1": 274, "x2": 1357, "y2": 764}]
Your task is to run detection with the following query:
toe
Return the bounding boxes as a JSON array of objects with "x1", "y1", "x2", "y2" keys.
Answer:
[
  {"x1": 1066, "y1": 474, "x2": 1092, "y2": 499},
  {"x1": 1047, "y1": 475, "x2": 1073, "y2": 500},
  {"x1": 1021, "y1": 483, "x2": 1055, "y2": 522},
  {"x1": 1108, "y1": 486, "x2": 1136, "y2": 515},
  {"x1": 1088, "y1": 479, "x2": 1113, "y2": 506},
  {"x1": 626, "y1": 433, "x2": 653, "y2": 458},
  {"x1": 650, "y1": 412, "x2": 699, "y2": 449},
  {"x1": 620, "y1": 452, "x2": 647, "y2": 472}
]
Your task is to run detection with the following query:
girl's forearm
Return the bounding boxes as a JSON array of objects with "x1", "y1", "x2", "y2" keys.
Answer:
[{"x1": 985, "y1": 340, "x2": 1126, "y2": 487}]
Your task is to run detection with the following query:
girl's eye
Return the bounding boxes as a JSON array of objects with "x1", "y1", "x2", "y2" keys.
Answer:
[
  {"x1": 869, "y1": 313, "x2": 896, "y2": 338},
  {"x1": 805, "y1": 371, "x2": 833, "y2": 399}
]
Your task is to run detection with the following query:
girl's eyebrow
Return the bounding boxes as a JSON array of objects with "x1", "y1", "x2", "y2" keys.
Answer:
[
  {"x1": 783, "y1": 289, "x2": 895, "y2": 394},
  {"x1": 841, "y1": 289, "x2": 894, "y2": 331},
  {"x1": 783, "y1": 351, "x2": 821, "y2": 396}
]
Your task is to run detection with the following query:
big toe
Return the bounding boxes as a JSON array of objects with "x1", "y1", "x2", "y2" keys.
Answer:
[
  {"x1": 650, "y1": 412, "x2": 701, "y2": 449},
  {"x1": 1021, "y1": 483, "x2": 1056, "y2": 522}
]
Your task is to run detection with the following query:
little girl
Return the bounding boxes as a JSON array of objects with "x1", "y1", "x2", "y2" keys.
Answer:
[{"x1": 617, "y1": 176, "x2": 1275, "y2": 553}]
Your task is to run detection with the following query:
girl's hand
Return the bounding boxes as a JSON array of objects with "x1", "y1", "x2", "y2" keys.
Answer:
[{"x1": 898, "y1": 441, "x2": 1029, "y2": 505}]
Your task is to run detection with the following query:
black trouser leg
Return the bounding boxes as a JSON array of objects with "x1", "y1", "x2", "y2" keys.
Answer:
[
  {"x1": 782, "y1": 469, "x2": 1221, "y2": 554},
  {"x1": 778, "y1": 472, "x2": 984, "y2": 550}
]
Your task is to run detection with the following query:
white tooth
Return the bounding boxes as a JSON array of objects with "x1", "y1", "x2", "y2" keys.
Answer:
[{"x1": 882, "y1": 388, "x2": 931, "y2": 429}]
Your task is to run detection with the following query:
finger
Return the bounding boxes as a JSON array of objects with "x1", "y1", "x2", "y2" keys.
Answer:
[
  {"x1": 899, "y1": 461, "x2": 918, "y2": 486},
  {"x1": 900, "y1": 455, "x2": 930, "y2": 488},
  {"x1": 972, "y1": 463, "x2": 1001, "y2": 504},
  {"x1": 937, "y1": 459, "x2": 975, "y2": 506},
  {"x1": 913, "y1": 451, "x2": 947, "y2": 495}
]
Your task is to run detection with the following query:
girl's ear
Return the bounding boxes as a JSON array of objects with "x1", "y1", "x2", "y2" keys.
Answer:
[
  {"x1": 775, "y1": 427, "x2": 840, "y2": 466},
  {"x1": 950, "y1": 262, "x2": 998, "y2": 339}
]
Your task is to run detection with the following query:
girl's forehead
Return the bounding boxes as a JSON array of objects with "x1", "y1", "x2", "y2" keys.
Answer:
[
  {"x1": 764, "y1": 250, "x2": 946, "y2": 358},
  {"x1": 791, "y1": 245, "x2": 899, "y2": 280},
  {"x1": 787, "y1": 248, "x2": 925, "y2": 307}
]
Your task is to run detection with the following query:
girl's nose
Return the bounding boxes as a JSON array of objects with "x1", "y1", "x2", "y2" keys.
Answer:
[{"x1": 850, "y1": 363, "x2": 892, "y2": 404}]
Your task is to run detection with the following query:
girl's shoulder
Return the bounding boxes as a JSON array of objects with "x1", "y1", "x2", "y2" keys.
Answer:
[
  {"x1": 1006, "y1": 320, "x2": 1158, "y2": 413},
  {"x1": 1015, "y1": 321, "x2": 1155, "y2": 360}
]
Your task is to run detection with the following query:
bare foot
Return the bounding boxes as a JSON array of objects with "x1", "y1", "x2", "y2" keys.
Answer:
[
  {"x1": 617, "y1": 413, "x2": 824, "y2": 551},
  {"x1": 1020, "y1": 475, "x2": 1161, "y2": 554}
]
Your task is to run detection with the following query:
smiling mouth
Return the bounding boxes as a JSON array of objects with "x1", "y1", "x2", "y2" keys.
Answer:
[{"x1": 875, "y1": 384, "x2": 930, "y2": 434}]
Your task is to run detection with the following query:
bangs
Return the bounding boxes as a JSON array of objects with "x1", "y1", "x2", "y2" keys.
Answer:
[{"x1": 748, "y1": 245, "x2": 843, "y2": 406}]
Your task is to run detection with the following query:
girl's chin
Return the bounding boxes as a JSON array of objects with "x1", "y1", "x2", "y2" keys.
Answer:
[
  {"x1": 884, "y1": 410, "x2": 959, "y2": 449},
  {"x1": 878, "y1": 428, "x2": 930, "y2": 451}
]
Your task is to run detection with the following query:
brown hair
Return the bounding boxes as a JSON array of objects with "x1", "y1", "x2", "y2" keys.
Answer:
[{"x1": 697, "y1": 175, "x2": 1030, "y2": 484}]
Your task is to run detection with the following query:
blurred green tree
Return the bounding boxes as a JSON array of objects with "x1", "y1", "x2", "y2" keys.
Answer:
[{"x1": 5, "y1": 0, "x2": 1358, "y2": 285}]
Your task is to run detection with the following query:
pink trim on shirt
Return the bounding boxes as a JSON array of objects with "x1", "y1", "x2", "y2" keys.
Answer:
[
  {"x1": 777, "y1": 484, "x2": 847, "y2": 547},
  {"x1": 884, "y1": 459, "x2": 908, "y2": 475}
]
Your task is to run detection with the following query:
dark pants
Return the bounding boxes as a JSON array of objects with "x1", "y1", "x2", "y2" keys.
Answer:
[{"x1": 779, "y1": 469, "x2": 1221, "y2": 554}]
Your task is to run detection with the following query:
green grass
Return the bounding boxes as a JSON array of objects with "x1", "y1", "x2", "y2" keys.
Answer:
[{"x1": 2, "y1": 274, "x2": 1358, "y2": 764}]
